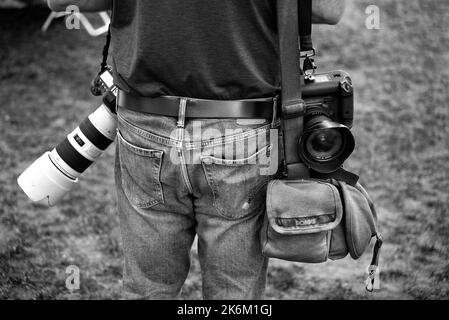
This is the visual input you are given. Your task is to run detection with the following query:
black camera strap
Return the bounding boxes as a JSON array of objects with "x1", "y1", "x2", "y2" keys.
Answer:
[
  {"x1": 90, "y1": 26, "x2": 112, "y2": 96},
  {"x1": 277, "y1": 0, "x2": 313, "y2": 179},
  {"x1": 299, "y1": 0, "x2": 314, "y2": 52},
  {"x1": 100, "y1": 25, "x2": 111, "y2": 73}
]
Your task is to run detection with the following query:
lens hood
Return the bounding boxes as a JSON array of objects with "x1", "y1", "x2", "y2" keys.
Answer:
[{"x1": 298, "y1": 119, "x2": 355, "y2": 173}]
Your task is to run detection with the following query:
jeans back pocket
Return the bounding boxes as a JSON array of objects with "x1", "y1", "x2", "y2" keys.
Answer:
[
  {"x1": 117, "y1": 130, "x2": 164, "y2": 208},
  {"x1": 200, "y1": 144, "x2": 273, "y2": 220}
]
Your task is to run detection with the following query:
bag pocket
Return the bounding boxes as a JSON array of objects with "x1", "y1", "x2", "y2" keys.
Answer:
[
  {"x1": 262, "y1": 178, "x2": 379, "y2": 263},
  {"x1": 339, "y1": 181, "x2": 377, "y2": 259},
  {"x1": 117, "y1": 130, "x2": 164, "y2": 208},
  {"x1": 262, "y1": 179, "x2": 345, "y2": 263}
]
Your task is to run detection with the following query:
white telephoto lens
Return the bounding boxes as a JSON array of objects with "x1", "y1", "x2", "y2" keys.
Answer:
[
  {"x1": 17, "y1": 151, "x2": 79, "y2": 206},
  {"x1": 48, "y1": 148, "x2": 80, "y2": 179},
  {"x1": 88, "y1": 104, "x2": 117, "y2": 141},
  {"x1": 17, "y1": 104, "x2": 117, "y2": 206}
]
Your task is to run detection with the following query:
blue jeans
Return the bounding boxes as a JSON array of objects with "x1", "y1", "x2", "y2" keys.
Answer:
[{"x1": 114, "y1": 102, "x2": 280, "y2": 299}]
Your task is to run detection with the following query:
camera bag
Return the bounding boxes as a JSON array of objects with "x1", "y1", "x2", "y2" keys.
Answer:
[
  {"x1": 263, "y1": 0, "x2": 382, "y2": 291},
  {"x1": 261, "y1": 177, "x2": 381, "y2": 262}
]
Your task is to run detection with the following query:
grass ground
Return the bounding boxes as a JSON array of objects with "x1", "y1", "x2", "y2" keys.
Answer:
[{"x1": 0, "y1": 0, "x2": 448, "y2": 299}]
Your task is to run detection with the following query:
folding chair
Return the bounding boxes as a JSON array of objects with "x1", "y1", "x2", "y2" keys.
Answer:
[{"x1": 41, "y1": 10, "x2": 110, "y2": 37}]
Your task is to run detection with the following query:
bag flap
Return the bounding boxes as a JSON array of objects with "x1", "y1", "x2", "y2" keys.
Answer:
[
  {"x1": 266, "y1": 179, "x2": 343, "y2": 235},
  {"x1": 338, "y1": 181, "x2": 378, "y2": 259}
]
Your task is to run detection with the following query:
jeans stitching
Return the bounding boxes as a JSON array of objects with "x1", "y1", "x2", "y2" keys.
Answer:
[
  {"x1": 118, "y1": 112, "x2": 174, "y2": 146},
  {"x1": 200, "y1": 144, "x2": 272, "y2": 166},
  {"x1": 185, "y1": 127, "x2": 271, "y2": 150},
  {"x1": 119, "y1": 152, "x2": 164, "y2": 208},
  {"x1": 117, "y1": 131, "x2": 165, "y2": 208},
  {"x1": 201, "y1": 162, "x2": 271, "y2": 220},
  {"x1": 118, "y1": 110, "x2": 279, "y2": 151}
]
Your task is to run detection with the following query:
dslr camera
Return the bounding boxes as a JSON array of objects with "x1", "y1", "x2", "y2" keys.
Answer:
[
  {"x1": 298, "y1": 70, "x2": 355, "y2": 173},
  {"x1": 17, "y1": 68, "x2": 118, "y2": 206}
]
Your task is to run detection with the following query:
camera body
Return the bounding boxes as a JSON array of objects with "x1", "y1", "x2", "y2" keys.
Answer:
[
  {"x1": 298, "y1": 70, "x2": 355, "y2": 173},
  {"x1": 302, "y1": 70, "x2": 354, "y2": 128}
]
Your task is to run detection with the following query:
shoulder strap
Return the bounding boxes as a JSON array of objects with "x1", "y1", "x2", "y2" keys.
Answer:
[
  {"x1": 277, "y1": 0, "x2": 312, "y2": 179},
  {"x1": 299, "y1": 0, "x2": 314, "y2": 52},
  {"x1": 100, "y1": 26, "x2": 112, "y2": 73}
]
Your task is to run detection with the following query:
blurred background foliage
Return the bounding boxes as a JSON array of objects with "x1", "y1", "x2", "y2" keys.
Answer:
[
  {"x1": 0, "y1": 0, "x2": 448, "y2": 299},
  {"x1": 0, "y1": 0, "x2": 45, "y2": 8}
]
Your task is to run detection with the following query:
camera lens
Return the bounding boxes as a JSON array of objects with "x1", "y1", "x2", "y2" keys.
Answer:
[
  {"x1": 298, "y1": 112, "x2": 355, "y2": 173},
  {"x1": 306, "y1": 129, "x2": 343, "y2": 161}
]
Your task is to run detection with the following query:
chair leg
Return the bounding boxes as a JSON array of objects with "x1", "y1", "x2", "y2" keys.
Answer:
[
  {"x1": 41, "y1": 11, "x2": 70, "y2": 32},
  {"x1": 75, "y1": 12, "x2": 110, "y2": 37},
  {"x1": 41, "y1": 11, "x2": 110, "y2": 37}
]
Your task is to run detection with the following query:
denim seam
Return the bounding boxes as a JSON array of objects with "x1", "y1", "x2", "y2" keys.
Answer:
[
  {"x1": 186, "y1": 119, "x2": 280, "y2": 150},
  {"x1": 117, "y1": 130, "x2": 163, "y2": 157},
  {"x1": 200, "y1": 162, "x2": 270, "y2": 221},
  {"x1": 119, "y1": 149, "x2": 164, "y2": 209},
  {"x1": 247, "y1": 177, "x2": 271, "y2": 205},
  {"x1": 200, "y1": 161, "x2": 223, "y2": 217},
  {"x1": 118, "y1": 112, "x2": 175, "y2": 146},
  {"x1": 117, "y1": 131, "x2": 165, "y2": 208},
  {"x1": 200, "y1": 144, "x2": 272, "y2": 166},
  {"x1": 118, "y1": 111, "x2": 280, "y2": 151},
  {"x1": 185, "y1": 126, "x2": 272, "y2": 150},
  {"x1": 262, "y1": 181, "x2": 276, "y2": 253},
  {"x1": 176, "y1": 98, "x2": 194, "y2": 194}
]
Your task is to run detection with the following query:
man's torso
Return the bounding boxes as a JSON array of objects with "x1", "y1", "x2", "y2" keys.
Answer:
[{"x1": 111, "y1": 0, "x2": 280, "y2": 100}]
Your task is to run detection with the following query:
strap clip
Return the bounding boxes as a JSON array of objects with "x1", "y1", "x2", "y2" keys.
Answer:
[
  {"x1": 300, "y1": 48, "x2": 316, "y2": 59},
  {"x1": 303, "y1": 56, "x2": 317, "y2": 82},
  {"x1": 365, "y1": 233, "x2": 383, "y2": 292}
]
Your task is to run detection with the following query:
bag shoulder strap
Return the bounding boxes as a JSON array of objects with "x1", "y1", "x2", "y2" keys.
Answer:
[
  {"x1": 277, "y1": 0, "x2": 312, "y2": 179},
  {"x1": 299, "y1": 0, "x2": 314, "y2": 52}
]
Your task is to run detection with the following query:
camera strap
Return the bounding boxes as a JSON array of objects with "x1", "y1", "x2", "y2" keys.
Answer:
[
  {"x1": 277, "y1": 0, "x2": 313, "y2": 179},
  {"x1": 299, "y1": 0, "x2": 314, "y2": 52},
  {"x1": 100, "y1": 25, "x2": 111, "y2": 73},
  {"x1": 90, "y1": 26, "x2": 112, "y2": 96}
]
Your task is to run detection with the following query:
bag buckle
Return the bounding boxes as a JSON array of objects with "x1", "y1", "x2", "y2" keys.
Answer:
[{"x1": 300, "y1": 48, "x2": 316, "y2": 59}]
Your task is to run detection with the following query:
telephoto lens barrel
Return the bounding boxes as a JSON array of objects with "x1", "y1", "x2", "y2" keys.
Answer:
[
  {"x1": 54, "y1": 104, "x2": 117, "y2": 177},
  {"x1": 17, "y1": 103, "x2": 117, "y2": 206},
  {"x1": 18, "y1": 67, "x2": 117, "y2": 206}
]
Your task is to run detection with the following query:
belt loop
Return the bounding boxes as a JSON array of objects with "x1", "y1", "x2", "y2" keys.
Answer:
[
  {"x1": 177, "y1": 98, "x2": 187, "y2": 128},
  {"x1": 271, "y1": 96, "x2": 279, "y2": 128},
  {"x1": 176, "y1": 98, "x2": 188, "y2": 148}
]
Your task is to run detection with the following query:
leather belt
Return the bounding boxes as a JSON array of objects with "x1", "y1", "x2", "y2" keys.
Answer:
[{"x1": 117, "y1": 90, "x2": 278, "y2": 119}]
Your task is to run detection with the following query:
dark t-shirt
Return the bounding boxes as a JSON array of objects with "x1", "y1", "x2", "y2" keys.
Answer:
[{"x1": 111, "y1": 0, "x2": 280, "y2": 100}]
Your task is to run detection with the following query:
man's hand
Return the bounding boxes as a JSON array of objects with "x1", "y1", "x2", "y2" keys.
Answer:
[
  {"x1": 47, "y1": 0, "x2": 112, "y2": 12},
  {"x1": 312, "y1": 0, "x2": 346, "y2": 25}
]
